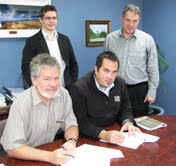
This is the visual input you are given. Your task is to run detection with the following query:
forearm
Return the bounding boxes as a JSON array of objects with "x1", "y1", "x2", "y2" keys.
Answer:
[
  {"x1": 7, "y1": 145, "x2": 52, "y2": 163},
  {"x1": 64, "y1": 126, "x2": 79, "y2": 142},
  {"x1": 147, "y1": 40, "x2": 159, "y2": 97},
  {"x1": 98, "y1": 129, "x2": 108, "y2": 140}
]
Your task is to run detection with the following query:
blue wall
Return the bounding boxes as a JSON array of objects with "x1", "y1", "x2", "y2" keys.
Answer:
[
  {"x1": 2, "y1": 0, "x2": 175, "y2": 115},
  {"x1": 53, "y1": 0, "x2": 142, "y2": 77},
  {"x1": 143, "y1": 0, "x2": 176, "y2": 114},
  {"x1": 0, "y1": 0, "x2": 142, "y2": 88}
]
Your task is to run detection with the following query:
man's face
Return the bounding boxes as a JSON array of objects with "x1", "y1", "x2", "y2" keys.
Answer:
[
  {"x1": 95, "y1": 58, "x2": 118, "y2": 88},
  {"x1": 32, "y1": 66, "x2": 60, "y2": 102},
  {"x1": 121, "y1": 11, "x2": 140, "y2": 36},
  {"x1": 40, "y1": 11, "x2": 57, "y2": 32}
]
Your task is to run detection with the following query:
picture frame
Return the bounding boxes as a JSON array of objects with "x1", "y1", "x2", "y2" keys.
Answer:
[
  {"x1": 86, "y1": 20, "x2": 111, "y2": 47},
  {"x1": 0, "y1": 0, "x2": 51, "y2": 38}
]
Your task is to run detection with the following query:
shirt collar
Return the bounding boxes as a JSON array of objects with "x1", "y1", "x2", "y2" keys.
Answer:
[
  {"x1": 94, "y1": 76, "x2": 114, "y2": 96},
  {"x1": 31, "y1": 86, "x2": 42, "y2": 106},
  {"x1": 42, "y1": 28, "x2": 58, "y2": 40},
  {"x1": 31, "y1": 86, "x2": 61, "y2": 106},
  {"x1": 119, "y1": 28, "x2": 138, "y2": 39},
  {"x1": 133, "y1": 29, "x2": 138, "y2": 38}
]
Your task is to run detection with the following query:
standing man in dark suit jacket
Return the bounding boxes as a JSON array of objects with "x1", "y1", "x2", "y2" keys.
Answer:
[{"x1": 22, "y1": 5, "x2": 78, "y2": 92}]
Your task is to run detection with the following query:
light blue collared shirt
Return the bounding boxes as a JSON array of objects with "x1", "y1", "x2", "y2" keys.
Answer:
[{"x1": 104, "y1": 29, "x2": 159, "y2": 98}]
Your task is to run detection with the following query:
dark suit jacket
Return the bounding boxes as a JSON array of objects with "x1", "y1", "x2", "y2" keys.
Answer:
[{"x1": 22, "y1": 29, "x2": 78, "y2": 91}]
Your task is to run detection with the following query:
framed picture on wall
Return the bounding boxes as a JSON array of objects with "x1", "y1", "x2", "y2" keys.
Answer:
[
  {"x1": 86, "y1": 20, "x2": 111, "y2": 47},
  {"x1": 0, "y1": 0, "x2": 51, "y2": 38}
]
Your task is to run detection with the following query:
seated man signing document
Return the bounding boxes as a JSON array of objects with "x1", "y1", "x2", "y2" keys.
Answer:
[
  {"x1": 70, "y1": 51, "x2": 140, "y2": 145},
  {"x1": 1, "y1": 54, "x2": 78, "y2": 165}
]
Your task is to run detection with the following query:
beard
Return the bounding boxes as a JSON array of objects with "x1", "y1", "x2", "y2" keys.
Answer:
[{"x1": 37, "y1": 85, "x2": 58, "y2": 99}]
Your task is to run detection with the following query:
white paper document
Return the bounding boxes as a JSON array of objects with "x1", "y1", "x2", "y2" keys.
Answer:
[
  {"x1": 119, "y1": 132, "x2": 144, "y2": 149},
  {"x1": 120, "y1": 132, "x2": 159, "y2": 149},
  {"x1": 137, "y1": 132, "x2": 160, "y2": 142},
  {"x1": 100, "y1": 132, "x2": 159, "y2": 149},
  {"x1": 62, "y1": 144, "x2": 124, "y2": 166}
]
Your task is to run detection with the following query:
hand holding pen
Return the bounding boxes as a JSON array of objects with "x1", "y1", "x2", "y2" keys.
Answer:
[
  {"x1": 49, "y1": 142, "x2": 76, "y2": 165},
  {"x1": 60, "y1": 141, "x2": 76, "y2": 158},
  {"x1": 61, "y1": 145, "x2": 75, "y2": 159},
  {"x1": 49, "y1": 148, "x2": 72, "y2": 165}
]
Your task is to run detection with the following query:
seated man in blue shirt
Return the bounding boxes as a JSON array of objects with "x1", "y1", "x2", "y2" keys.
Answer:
[
  {"x1": 1, "y1": 54, "x2": 78, "y2": 165},
  {"x1": 70, "y1": 51, "x2": 140, "y2": 145}
]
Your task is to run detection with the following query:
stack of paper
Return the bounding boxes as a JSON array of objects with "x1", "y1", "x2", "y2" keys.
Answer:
[
  {"x1": 62, "y1": 144, "x2": 124, "y2": 166},
  {"x1": 0, "y1": 93, "x2": 6, "y2": 107}
]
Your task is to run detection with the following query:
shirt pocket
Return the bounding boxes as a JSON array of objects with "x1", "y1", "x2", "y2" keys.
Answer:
[
  {"x1": 130, "y1": 50, "x2": 146, "y2": 67},
  {"x1": 56, "y1": 119, "x2": 65, "y2": 125}
]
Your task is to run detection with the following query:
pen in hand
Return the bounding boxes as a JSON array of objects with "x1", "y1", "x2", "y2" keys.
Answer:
[{"x1": 61, "y1": 146, "x2": 75, "y2": 159}]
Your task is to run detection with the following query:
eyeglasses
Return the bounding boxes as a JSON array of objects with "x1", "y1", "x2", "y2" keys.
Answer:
[{"x1": 42, "y1": 17, "x2": 57, "y2": 21}]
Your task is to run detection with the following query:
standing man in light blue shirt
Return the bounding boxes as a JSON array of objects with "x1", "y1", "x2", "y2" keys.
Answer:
[{"x1": 104, "y1": 4, "x2": 159, "y2": 117}]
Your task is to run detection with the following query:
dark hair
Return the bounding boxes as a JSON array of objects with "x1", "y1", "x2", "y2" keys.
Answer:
[
  {"x1": 122, "y1": 4, "x2": 140, "y2": 16},
  {"x1": 39, "y1": 5, "x2": 57, "y2": 18},
  {"x1": 96, "y1": 51, "x2": 120, "y2": 70}
]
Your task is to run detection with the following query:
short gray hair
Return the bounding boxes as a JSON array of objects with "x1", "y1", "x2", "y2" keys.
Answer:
[
  {"x1": 30, "y1": 53, "x2": 60, "y2": 78},
  {"x1": 122, "y1": 4, "x2": 140, "y2": 16}
]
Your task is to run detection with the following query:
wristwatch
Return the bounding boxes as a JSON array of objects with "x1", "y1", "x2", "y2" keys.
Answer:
[{"x1": 67, "y1": 138, "x2": 77, "y2": 144}]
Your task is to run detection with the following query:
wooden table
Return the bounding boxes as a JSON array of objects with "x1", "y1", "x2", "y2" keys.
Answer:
[
  {"x1": 0, "y1": 115, "x2": 175, "y2": 166},
  {"x1": 0, "y1": 106, "x2": 10, "y2": 121}
]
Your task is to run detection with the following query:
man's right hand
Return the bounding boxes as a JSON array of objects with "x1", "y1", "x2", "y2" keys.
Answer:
[
  {"x1": 49, "y1": 148, "x2": 73, "y2": 165},
  {"x1": 98, "y1": 130, "x2": 125, "y2": 145}
]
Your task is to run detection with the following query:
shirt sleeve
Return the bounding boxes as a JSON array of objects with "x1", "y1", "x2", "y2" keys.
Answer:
[
  {"x1": 117, "y1": 79, "x2": 135, "y2": 125},
  {"x1": 146, "y1": 37, "x2": 159, "y2": 97},
  {"x1": 70, "y1": 85, "x2": 105, "y2": 139},
  {"x1": 60, "y1": 89, "x2": 78, "y2": 132},
  {"x1": 1, "y1": 101, "x2": 29, "y2": 151},
  {"x1": 22, "y1": 37, "x2": 36, "y2": 86}
]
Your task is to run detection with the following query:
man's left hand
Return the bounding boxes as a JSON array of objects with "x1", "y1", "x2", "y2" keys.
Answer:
[
  {"x1": 144, "y1": 96, "x2": 155, "y2": 104},
  {"x1": 120, "y1": 121, "x2": 141, "y2": 133}
]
